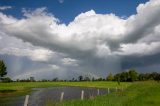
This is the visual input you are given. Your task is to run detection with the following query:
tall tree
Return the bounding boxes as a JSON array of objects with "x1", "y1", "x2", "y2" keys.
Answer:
[
  {"x1": 0, "y1": 60, "x2": 7, "y2": 79},
  {"x1": 120, "y1": 72, "x2": 128, "y2": 82},
  {"x1": 128, "y1": 69, "x2": 138, "y2": 82},
  {"x1": 114, "y1": 73, "x2": 121, "y2": 85}
]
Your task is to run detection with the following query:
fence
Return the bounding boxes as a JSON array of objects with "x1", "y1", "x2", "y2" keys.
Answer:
[{"x1": 23, "y1": 86, "x2": 125, "y2": 106}]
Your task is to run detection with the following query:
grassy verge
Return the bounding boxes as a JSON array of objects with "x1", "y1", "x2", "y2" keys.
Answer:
[{"x1": 46, "y1": 81, "x2": 160, "y2": 106}]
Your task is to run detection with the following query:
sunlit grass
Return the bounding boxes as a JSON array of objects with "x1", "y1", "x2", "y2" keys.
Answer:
[{"x1": 0, "y1": 81, "x2": 130, "y2": 91}]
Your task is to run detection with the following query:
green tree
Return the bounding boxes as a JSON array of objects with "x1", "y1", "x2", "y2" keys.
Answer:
[
  {"x1": 138, "y1": 73, "x2": 146, "y2": 81},
  {"x1": 114, "y1": 73, "x2": 121, "y2": 85},
  {"x1": 106, "y1": 73, "x2": 113, "y2": 81},
  {"x1": 120, "y1": 72, "x2": 128, "y2": 82},
  {"x1": 2, "y1": 77, "x2": 12, "y2": 83},
  {"x1": 128, "y1": 69, "x2": 138, "y2": 82},
  {"x1": 0, "y1": 60, "x2": 7, "y2": 79},
  {"x1": 97, "y1": 77, "x2": 103, "y2": 81}
]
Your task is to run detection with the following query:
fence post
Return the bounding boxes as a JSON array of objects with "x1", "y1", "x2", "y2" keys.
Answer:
[
  {"x1": 108, "y1": 88, "x2": 110, "y2": 94},
  {"x1": 60, "y1": 92, "x2": 64, "y2": 102},
  {"x1": 81, "y1": 90, "x2": 84, "y2": 100},
  {"x1": 97, "y1": 89, "x2": 99, "y2": 95},
  {"x1": 24, "y1": 95, "x2": 29, "y2": 106}
]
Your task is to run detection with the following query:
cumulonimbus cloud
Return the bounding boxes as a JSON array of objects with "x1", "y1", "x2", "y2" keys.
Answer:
[
  {"x1": 1, "y1": 0, "x2": 160, "y2": 59},
  {"x1": 0, "y1": 0, "x2": 160, "y2": 79}
]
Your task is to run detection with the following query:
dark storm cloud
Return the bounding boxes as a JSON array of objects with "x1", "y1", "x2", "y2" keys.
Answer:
[{"x1": 121, "y1": 53, "x2": 160, "y2": 69}]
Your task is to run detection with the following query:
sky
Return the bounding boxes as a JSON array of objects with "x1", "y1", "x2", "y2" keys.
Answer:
[{"x1": 0, "y1": 0, "x2": 160, "y2": 80}]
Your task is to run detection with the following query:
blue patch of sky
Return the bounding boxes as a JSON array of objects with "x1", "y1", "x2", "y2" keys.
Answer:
[{"x1": 0, "y1": 0, "x2": 149, "y2": 24}]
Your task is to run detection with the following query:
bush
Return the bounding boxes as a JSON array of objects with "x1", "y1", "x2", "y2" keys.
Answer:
[{"x1": 1, "y1": 77, "x2": 12, "y2": 83}]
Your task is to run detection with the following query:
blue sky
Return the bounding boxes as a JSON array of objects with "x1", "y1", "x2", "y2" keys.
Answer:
[
  {"x1": 1, "y1": 0, "x2": 160, "y2": 80},
  {"x1": 0, "y1": 0, "x2": 148, "y2": 24}
]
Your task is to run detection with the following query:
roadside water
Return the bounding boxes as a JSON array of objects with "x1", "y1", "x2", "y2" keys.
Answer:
[{"x1": 0, "y1": 86, "x2": 108, "y2": 106}]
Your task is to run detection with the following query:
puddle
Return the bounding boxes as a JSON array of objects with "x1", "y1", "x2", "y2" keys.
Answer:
[{"x1": 0, "y1": 86, "x2": 108, "y2": 106}]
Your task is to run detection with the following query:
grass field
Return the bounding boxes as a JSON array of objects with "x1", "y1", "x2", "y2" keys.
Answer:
[
  {"x1": 0, "y1": 81, "x2": 130, "y2": 105},
  {"x1": 1, "y1": 81, "x2": 159, "y2": 106},
  {"x1": 46, "y1": 81, "x2": 160, "y2": 106},
  {"x1": 0, "y1": 81, "x2": 130, "y2": 91}
]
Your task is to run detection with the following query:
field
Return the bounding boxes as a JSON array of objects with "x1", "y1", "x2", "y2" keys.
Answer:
[
  {"x1": 0, "y1": 81, "x2": 129, "y2": 91},
  {"x1": 0, "y1": 81, "x2": 160, "y2": 106},
  {"x1": 0, "y1": 81, "x2": 129, "y2": 105}
]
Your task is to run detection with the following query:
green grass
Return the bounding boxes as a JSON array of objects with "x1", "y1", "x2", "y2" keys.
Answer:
[
  {"x1": 46, "y1": 81, "x2": 160, "y2": 106},
  {"x1": 0, "y1": 81, "x2": 130, "y2": 91},
  {"x1": 1, "y1": 81, "x2": 159, "y2": 106}
]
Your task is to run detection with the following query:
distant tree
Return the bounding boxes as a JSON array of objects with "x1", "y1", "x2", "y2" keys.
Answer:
[
  {"x1": 42, "y1": 79, "x2": 48, "y2": 82},
  {"x1": 92, "y1": 77, "x2": 95, "y2": 81},
  {"x1": 0, "y1": 60, "x2": 7, "y2": 80},
  {"x1": 150, "y1": 72, "x2": 158, "y2": 80},
  {"x1": 138, "y1": 73, "x2": 146, "y2": 81},
  {"x1": 2, "y1": 77, "x2": 12, "y2": 83},
  {"x1": 120, "y1": 72, "x2": 128, "y2": 82},
  {"x1": 155, "y1": 74, "x2": 160, "y2": 82},
  {"x1": 78, "y1": 76, "x2": 83, "y2": 81},
  {"x1": 150, "y1": 72, "x2": 160, "y2": 82},
  {"x1": 106, "y1": 73, "x2": 113, "y2": 81},
  {"x1": 71, "y1": 78, "x2": 77, "y2": 82},
  {"x1": 128, "y1": 69, "x2": 138, "y2": 82},
  {"x1": 97, "y1": 77, "x2": 103, "y2": 81},
  {"x1": 16, "y1": 79, "x2": 20, "y2": 82},
  {"x1": 84, "y1": 76, "x2": 90, "y2": 81},
  {"x1": 114, "y1": 73, "x2": 120, "y2": 81},
  {"x1": 52, "y1": 77, "x2": 58, "y2": 81},
  {"x1": 30, "y1": 77, "x2": 35, "y2": 82},
  {"x1": 114, "y1": 73, "x2": 121, "y2": 85},
  {"x1": 117, "y1": 77, "x2": 120, "y2": 85}
]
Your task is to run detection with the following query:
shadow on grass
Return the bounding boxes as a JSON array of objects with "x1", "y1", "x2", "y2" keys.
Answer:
[{"x1": 0, "y1": 90, "x2": 17, "y2": 93}]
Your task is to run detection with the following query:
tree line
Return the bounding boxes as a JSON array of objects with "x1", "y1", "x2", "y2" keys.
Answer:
[
  {"x1": 76, "y1": 69, "x2": 160, "y2": 82},
  {"x1": 73, "y1": 69, "x2": 160, "y2": 82},
  {"x1": 107, "y1": 69, "x2": 160, "y2": 82},
  {"x1": 1, "y1": 59, "x2": 160, "y2": 82}
]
